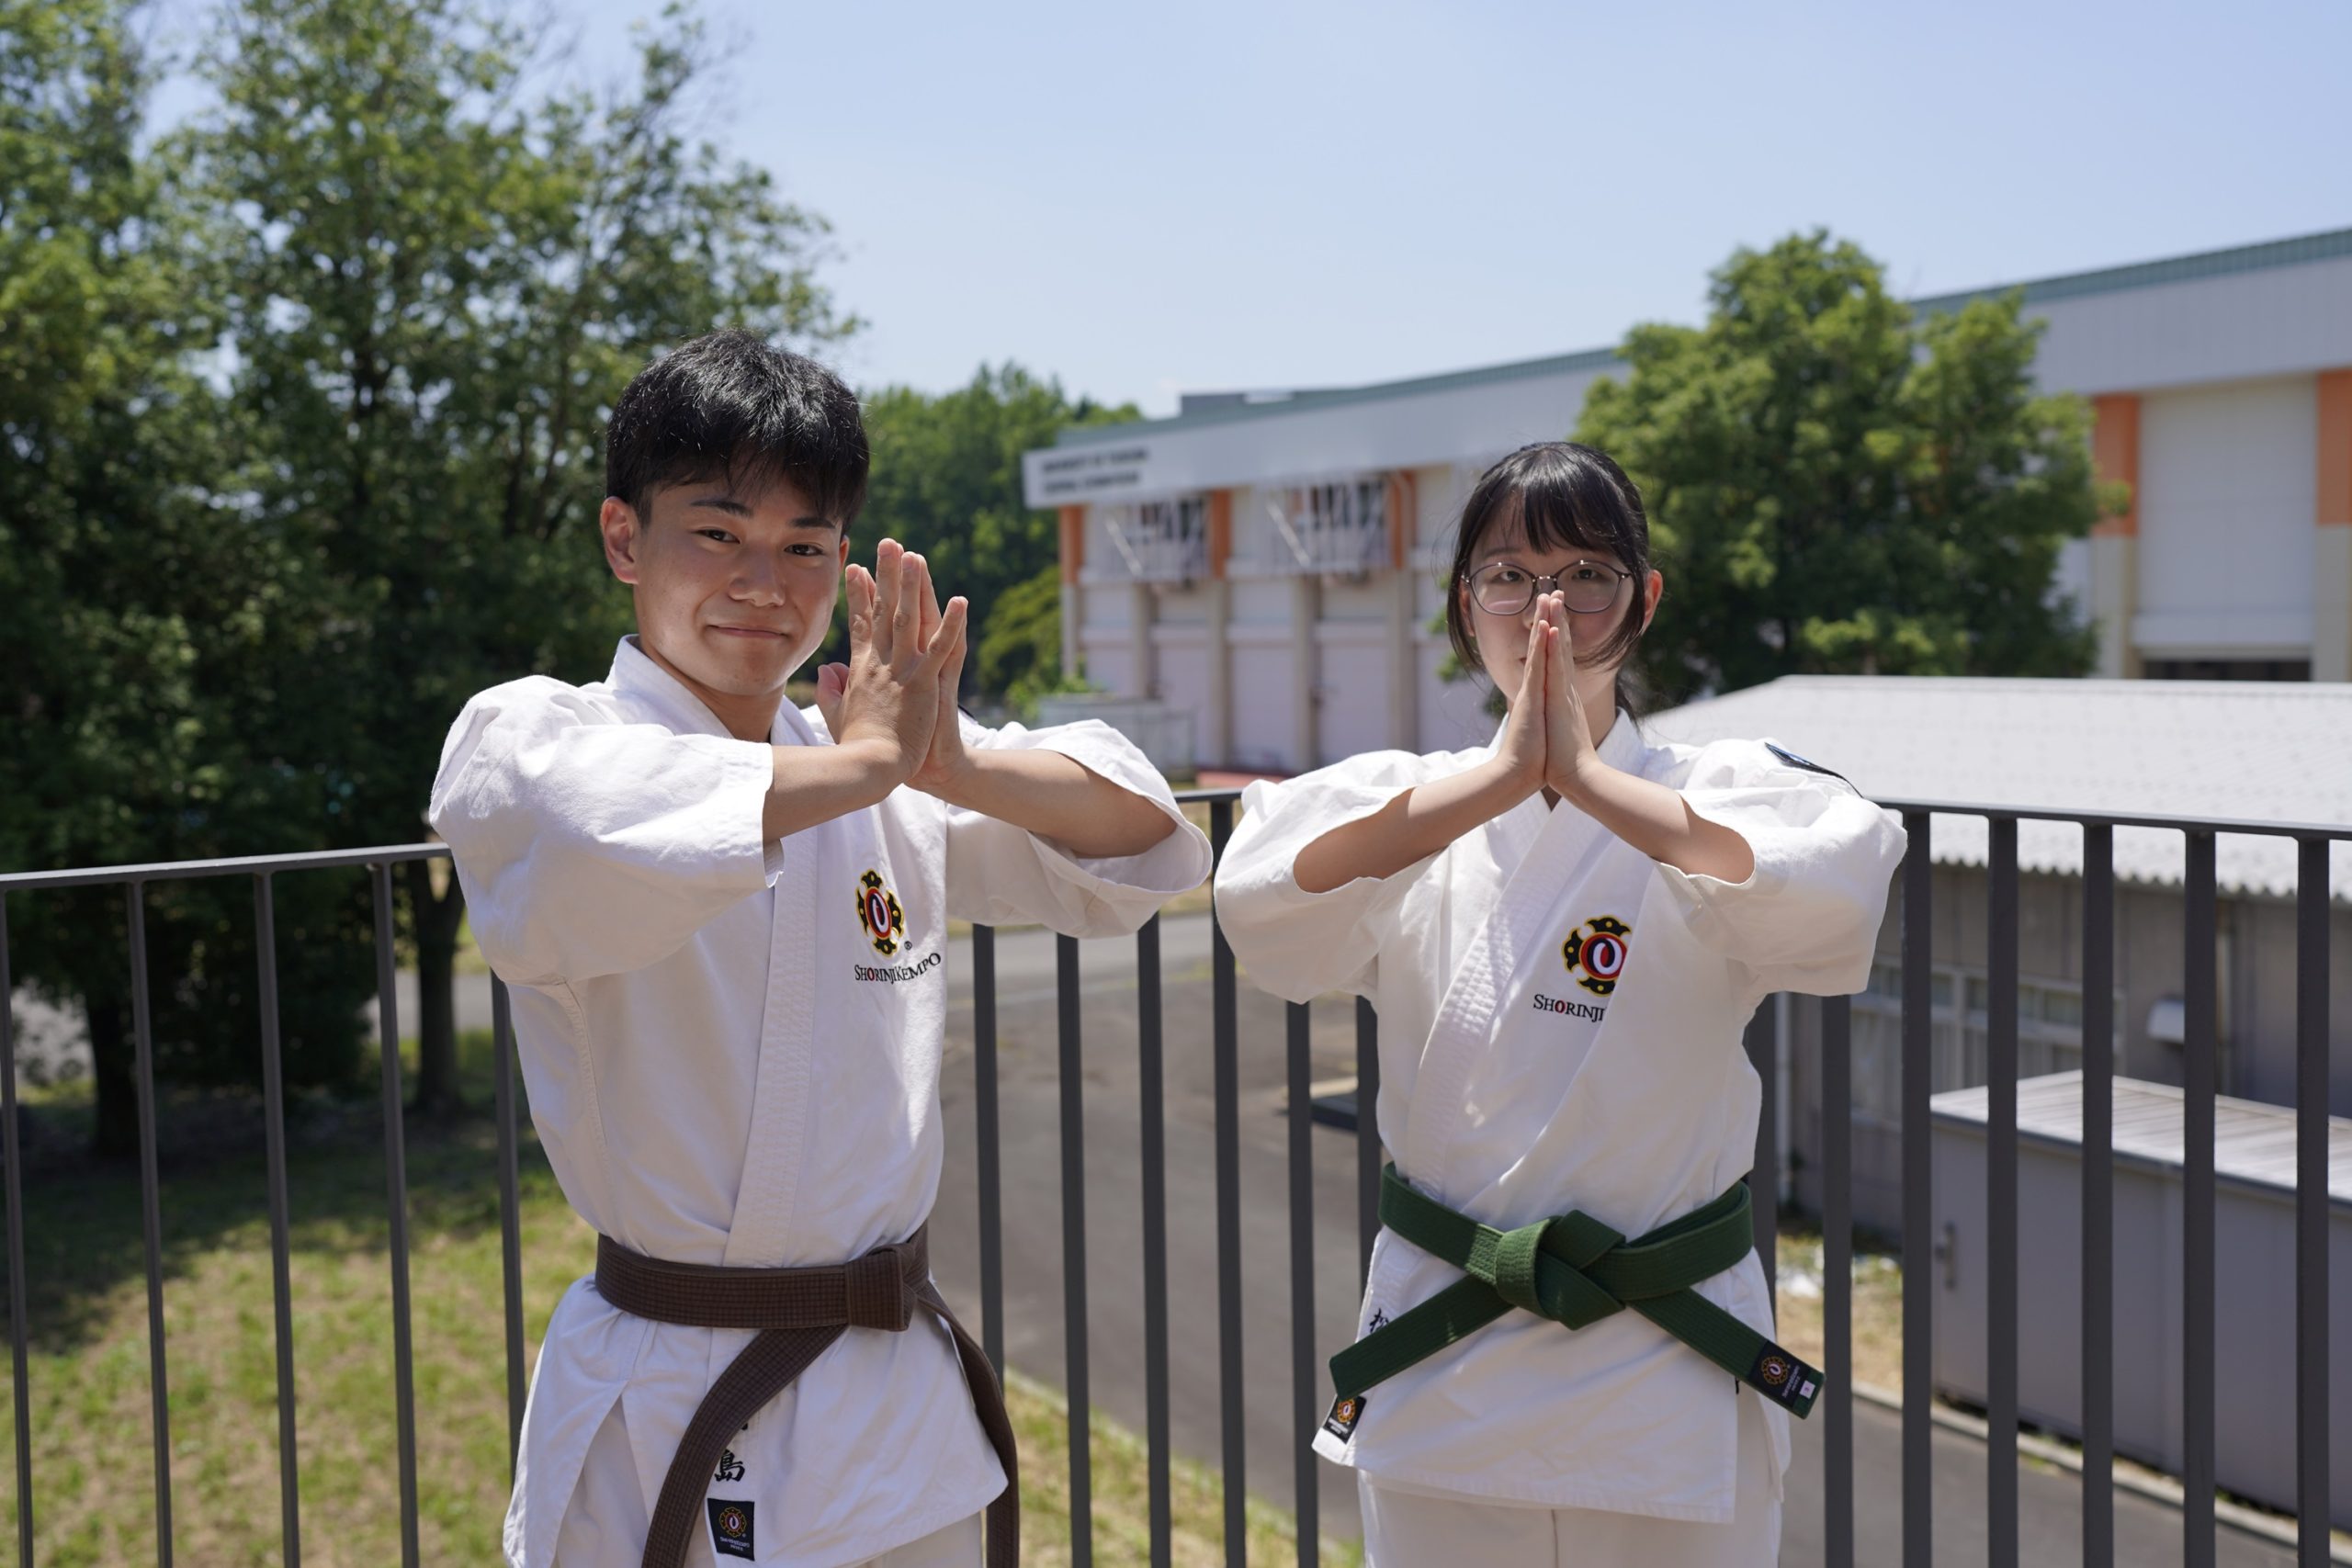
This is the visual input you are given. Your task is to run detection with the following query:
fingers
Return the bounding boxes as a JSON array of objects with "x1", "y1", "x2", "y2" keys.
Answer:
[
  {"x1": 891, "y1": 549, "x2": 924, "y2": 665},
  {"x1": 844, "y1": 564, "x2": 876, "y2": 653},
  {"x1": 815, "y1": 661, "x2": 847, "y2": 732},
  {"x1": 1546, "y1": 593, "x2": 1576, "y2": 692},
  {"x1": 1518, "y1": 615, "x2": 1547, "y2": 705},
  {"x1": 917, "y1": 555, "x2": 944, "y2": 649},
  {"x1": 922, "y1": 595, "x2": 969, "y2": 681},
  {"x1": 871, "y1": 539, "x2": 902, "y2": 660}
]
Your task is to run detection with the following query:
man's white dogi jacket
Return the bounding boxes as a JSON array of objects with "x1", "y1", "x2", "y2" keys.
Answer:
[
  {"x1": 429, "y1": 637, "x2": 1212, "y2": 1567},
  {"x1": 1214, "y1": 713, "x2": 1904, "y2": 1522}
]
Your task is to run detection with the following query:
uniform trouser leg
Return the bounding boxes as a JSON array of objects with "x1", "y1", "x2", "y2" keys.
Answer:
[{"x1": 1359, "y1": 1389, "x2": 1783, "y2": 1568}]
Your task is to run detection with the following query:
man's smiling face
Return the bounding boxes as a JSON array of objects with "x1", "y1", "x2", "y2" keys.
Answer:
[{"x1": 599, "y1": 473, "x2": 849, "y2": 731}]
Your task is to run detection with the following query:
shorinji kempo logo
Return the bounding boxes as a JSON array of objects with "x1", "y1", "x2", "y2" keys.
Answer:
[{"x1": 857, "y1": 868, "x2": 906, "y2": 956}]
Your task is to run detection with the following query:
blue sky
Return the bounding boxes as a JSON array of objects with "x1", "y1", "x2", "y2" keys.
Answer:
[{"x1": 149, "y1": 0, "x2": 2352, "y2": 415}]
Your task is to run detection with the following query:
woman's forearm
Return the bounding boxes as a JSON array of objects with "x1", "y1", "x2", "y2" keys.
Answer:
[
  {"x1": 1559, "y1": 761, "x2": 1756, "y2": 883},
  {"x1": 1293, "y1": 756, "x2": 1534, "y2": 895}
]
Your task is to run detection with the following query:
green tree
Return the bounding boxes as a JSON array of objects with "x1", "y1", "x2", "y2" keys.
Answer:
[
  {"x1": 175, "y1": 0, "x2": 856, "y2": 1113},
  {"x1": 1575, "y1": 231, "x2": 2111, "y2": 705},
  {"x1": 2, "y1": 0, "x2": 378, "y2": 1155},
  {"x1": 849, "y1": 365, "x2": 1133, "y2": 694}
]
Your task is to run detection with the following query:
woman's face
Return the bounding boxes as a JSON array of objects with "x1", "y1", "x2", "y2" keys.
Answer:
[{"x1": 1458, "y1": 514, "x2": 1663, "y2": 711}]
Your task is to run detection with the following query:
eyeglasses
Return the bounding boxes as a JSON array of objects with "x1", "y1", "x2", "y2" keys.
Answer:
[{"x1": 1466, "y1": 559, "x2": 1632, "y2": 616}]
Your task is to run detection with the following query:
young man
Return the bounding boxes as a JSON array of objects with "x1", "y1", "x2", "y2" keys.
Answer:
[{"x1": 430, "y1": 331, "x2": 1211, "y2": 1568}]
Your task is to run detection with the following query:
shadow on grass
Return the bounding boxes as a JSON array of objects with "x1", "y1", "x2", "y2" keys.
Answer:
[{"x1": 6, "y1": 1027, "x2": 551, "y2": 1358}]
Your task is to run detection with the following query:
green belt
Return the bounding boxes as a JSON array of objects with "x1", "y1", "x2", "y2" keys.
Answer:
[{"x1": 1327, "y1": 1165, "x2": 1822, "y2": 1422}]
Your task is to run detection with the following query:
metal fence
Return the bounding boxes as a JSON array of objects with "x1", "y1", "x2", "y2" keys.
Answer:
[{"x1": 0, "y1": 791, "x2": 2341, "y2": 1566}]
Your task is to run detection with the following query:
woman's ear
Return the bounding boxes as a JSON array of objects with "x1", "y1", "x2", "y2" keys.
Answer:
[
  {"x1": 600, "y1": 497, "x2": 643, "y2": 585},
  {"x1": 1638, "y1": 570, "x2": 1663, "y2": 634}
]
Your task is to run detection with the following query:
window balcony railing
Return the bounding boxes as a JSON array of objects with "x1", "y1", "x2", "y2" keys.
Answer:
[{"x1": 0, "y1": 793, "x2": 2342, "y2": 1566}]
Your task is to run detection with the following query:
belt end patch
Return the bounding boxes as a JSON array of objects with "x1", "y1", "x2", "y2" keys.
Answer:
[
  {"x1": 1747, "y1": 1343, "x2": 1822, "y2": 1416},
  {"x1": 708, "y1": 1497, "x2": 755, "y2": 1560},
  {"x1": 1322, "y1": 1393, "x2": 1368, "y2": 1441}
]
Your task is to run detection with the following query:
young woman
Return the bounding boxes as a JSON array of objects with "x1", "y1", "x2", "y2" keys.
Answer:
[{"x1": 1214, "y1": 442, "x2": 1905, "y2": 1566}]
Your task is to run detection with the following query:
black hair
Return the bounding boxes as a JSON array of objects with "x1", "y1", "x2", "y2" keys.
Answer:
[
  {"x1": 1442, "y1": 441, "x2": 1654, "y2": 719},
  {"x1": 605, "y1": 330, "x2": 869, "y2": 525}
]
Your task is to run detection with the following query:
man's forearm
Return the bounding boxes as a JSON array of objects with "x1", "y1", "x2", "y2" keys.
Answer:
[
  {"x1": 930, "y1": 748, "x2": 1177, "y2": 859},
  {"x1": 763, "y1": 739, "x2": 905, "y2": 842}
]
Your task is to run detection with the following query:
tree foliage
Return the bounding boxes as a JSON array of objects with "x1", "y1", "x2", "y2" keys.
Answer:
[
  {"x1": 1574, "y1": 231, "x2": 2112, "y2": 705},
  {"x1": 171, "y1": 0, "x2": 857, "y2": 1112},
  {"x1": 848, "y1": 365, "x2": 1132, "y2": 695}
]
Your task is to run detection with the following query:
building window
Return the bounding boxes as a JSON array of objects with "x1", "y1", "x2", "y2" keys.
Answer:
[
  {"x1": 2143, "y1": 658, "x2": 2311, "y2": 681},
  {"x1": 1261, "y1": 477, "x2": 1388, "y2": 576},
  {"x1": 1845, "y1": 963, "x2": 2112, "y2": 1126},
  {"x1": 1097, "y1": 496, "x2": 1208, "y2": 584}
]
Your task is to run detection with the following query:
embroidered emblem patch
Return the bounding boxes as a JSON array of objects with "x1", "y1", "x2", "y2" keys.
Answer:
[
  {"x1": 1322, "y1": 1393, "x2": 1367, "y2": 1440},
  {"x1": 1561, "y1": 914, "x2": 1633, "y2": 997},
  {"x1": 707, "y1": 1498, "x2": 754, "y2": 1559},
  {"x1": 856, "y1": 869, "x2": 906, "y2": 957}
]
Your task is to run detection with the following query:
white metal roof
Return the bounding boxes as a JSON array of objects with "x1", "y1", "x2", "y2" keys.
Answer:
[
  {"x1": 1642, "y1": 676, "x2": 2352, "y2": 904},
  {"x1": 1931, "y1": 1071, "x2": 2352, "y2": 1203}
]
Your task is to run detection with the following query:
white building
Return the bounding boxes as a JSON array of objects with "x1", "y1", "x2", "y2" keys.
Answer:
[{"x1": 1022, "y1": 227, "x2": 2352, "y2": 773}]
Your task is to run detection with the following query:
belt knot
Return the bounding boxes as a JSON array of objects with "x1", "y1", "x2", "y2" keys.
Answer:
[
  {"x1": 844, "y1": 1243, "x2": 916, "y2": 1331},
  {"x1": 1464, "y1": 1210, "x2": 1625, "y2": 1326}
]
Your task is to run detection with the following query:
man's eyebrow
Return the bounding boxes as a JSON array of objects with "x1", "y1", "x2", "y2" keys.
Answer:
[{"x1": 686, "y1": 494, "x2": 752, "y2": 517}]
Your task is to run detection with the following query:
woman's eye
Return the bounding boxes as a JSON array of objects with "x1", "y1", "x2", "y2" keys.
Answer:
[
  {"x1": 1569, "y1": 566, "x2": 1606, "y2": 583},
  {"x1": 1491, "y1": 567, "x2": 1529, "y2": 585}
]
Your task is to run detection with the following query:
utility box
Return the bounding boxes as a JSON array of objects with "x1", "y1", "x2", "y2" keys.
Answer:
[
  {"x1": 1929, "y1": 1071, "x2": 2352, "y2": 1529},
  {"x1": 1034, "y1": 694, "x2": 1196, "y2": 777}
]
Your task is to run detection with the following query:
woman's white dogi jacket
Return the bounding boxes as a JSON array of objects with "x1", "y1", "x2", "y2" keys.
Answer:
[
  {"x1": 429, "y1": 637, "x2": 1213, "y2": 1568},
  {"x1": 1215, "y1": 712, "x2": 1905, "y2": 1521}
]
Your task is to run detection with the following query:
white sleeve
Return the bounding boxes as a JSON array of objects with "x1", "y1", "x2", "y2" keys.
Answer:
[
  {"x1": 942, "y1": 716, "x2": 1212, "y2": 937},
  {"x1": 1210, "y1": 751, "x2": 1440, "y2": 1005},
  {"x1": 1651, "y1": 739, "x2": 1906, "y2": 998},
  {"x1": 427, "y1": 679, "x2": 782, "y2": 987}
]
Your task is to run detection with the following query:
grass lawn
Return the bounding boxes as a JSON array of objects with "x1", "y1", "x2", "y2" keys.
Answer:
[{"x1": 1, "y1": 1032, "x2": 1356, "y2": 1567}]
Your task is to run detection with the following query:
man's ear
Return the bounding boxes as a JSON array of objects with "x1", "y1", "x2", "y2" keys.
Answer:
[{"x1": 601, "y1": 496, "x2": 643, "y2": 584}]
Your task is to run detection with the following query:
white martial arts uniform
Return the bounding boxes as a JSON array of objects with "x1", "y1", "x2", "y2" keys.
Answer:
[
  {"x1": 430, "y1": 637, "x2": 1213, "y2": 1568},
  {"x1": 1214, "y1": 712, "x2": 1903, "y2": 1561}
]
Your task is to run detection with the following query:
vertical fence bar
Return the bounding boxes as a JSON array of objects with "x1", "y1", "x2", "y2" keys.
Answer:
[
  {"x1": 492, "y1": 978, "x2": 526, "y2": 1480},
  {"x1": 1136, "y1": 918, "x2": 1172, "y2": 1568},
  {"x1": 2181, "y1": 831, "x2": 2216, "y2": 1568},
  {"x1": 126, "y1": 882, "x2": 175, "y2": 1566},
  {"x1": 370, "y1": 865, "x2": 421, "y2": 1568},
  {"x1": 1354, "y1": 998, "x2": 1379, "y2": 1287},
  {"x1": 0, "y1": 893, "x2": 31, "y2": 1568},
  {"x1": 1210, "y1": 798, "x2": 1248, "y2": 1566},
  {"x1": 1286, "y1": 1001, "x2": 1319, "y2": 1568},
  {"x1": 253, "y1": 876, "x2": 302, "y2": 1566},
  {"x1": 973, "y1": 924, "x2": 1004, "y2": 1376},
  {"x1": 1986, "y1": 819, "x2": 2019, "y2": 1567},
  {"x1": 1823, "y1": 992, "x2": 1854, "y2": 1568},
  {"x1": 2081, "y1": 826, "x2": 2115, "y2": 1567},
  {"x1": 1900, "y1": 813, "x2": 1933, "y2": 1568},
  {"x1": 1055, "y1": 933, "x2": 1091, "y2": 1568},
  {"x1": 1747, "y1": 1005, "x2": 1779, "y2": 1300},
  {"x1": 2293, "y1": 838, "x2": 2329, "y2": 1568}
]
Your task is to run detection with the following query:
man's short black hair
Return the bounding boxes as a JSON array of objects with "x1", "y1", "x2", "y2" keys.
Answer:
[{"x1": 605, "y1": 330, "x2": 868, "y2": 525}]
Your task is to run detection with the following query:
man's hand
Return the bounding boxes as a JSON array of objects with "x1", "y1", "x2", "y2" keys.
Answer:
[{"x1": 815, "y1": 537, "x2": 966, "y2": 787}]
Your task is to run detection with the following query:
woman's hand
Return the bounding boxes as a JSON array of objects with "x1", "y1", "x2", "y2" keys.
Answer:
[
  {"x1": 1494, "y1": 611, "x2": 1552, "y2": 797},
  {"x1": 1540, "y1": 592, "x2": 1602, "y2": 803}
]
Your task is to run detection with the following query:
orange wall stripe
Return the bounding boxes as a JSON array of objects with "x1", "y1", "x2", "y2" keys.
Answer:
[
  {"x1": 2090, "y1": 393, "x2": 2140, "y2": 538},
  {"x1": 1058, "y1": 505, "x2": 1085, "y2": 584},
  {"x1": 1206, "y1": 490, "x2": 1232, "y2": 580},
  {"x1": 2319, "y1": 370, "x2": 2352, "y2": 527}
]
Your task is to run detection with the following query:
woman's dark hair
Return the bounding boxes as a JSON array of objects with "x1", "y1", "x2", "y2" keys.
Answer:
[
  {"x1": 605, "y1": 330, "x2": 869, "y2": 525},
  {"x1": 1442, "y1": 441, "x2": 1654, "y2": 718}
]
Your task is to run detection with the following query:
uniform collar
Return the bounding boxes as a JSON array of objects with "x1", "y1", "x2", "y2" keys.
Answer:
[
  {"x1": 1481, "y1": 706, "x2": 1649, "y2": 773},
  {"x1": 607, "y1": 634, "x2": 810, "y2": 745}
]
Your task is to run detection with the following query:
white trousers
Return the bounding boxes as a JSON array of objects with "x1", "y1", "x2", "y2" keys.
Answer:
[
  {"x1": 1358, "y1": 1390, "x2": 1781, "y2": 1568},
  {"x1": 549, "y1": 1398, "x2": 984, "y2": 1567}
]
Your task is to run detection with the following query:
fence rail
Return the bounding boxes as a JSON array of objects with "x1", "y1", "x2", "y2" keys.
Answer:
[{"x1": 0, "y1": 791, "x2": 2342, "y2": 1566}]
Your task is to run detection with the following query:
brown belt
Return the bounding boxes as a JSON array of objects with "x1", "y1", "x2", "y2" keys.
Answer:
[{"x1": 594, "y1": 1224, "x2": 1018, "y2": 1568}]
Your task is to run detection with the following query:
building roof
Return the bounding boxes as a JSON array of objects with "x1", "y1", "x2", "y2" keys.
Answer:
[
  {"x1": 1051, "y1": 223, "x2": 2352, "y2": 451},
  {"x1": 1641, "y1": 676, "x2": 2352, "y2": 905},
  {"x1": 1932, "y1": 1072, "x2": 2352, "y2": 1203}
]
